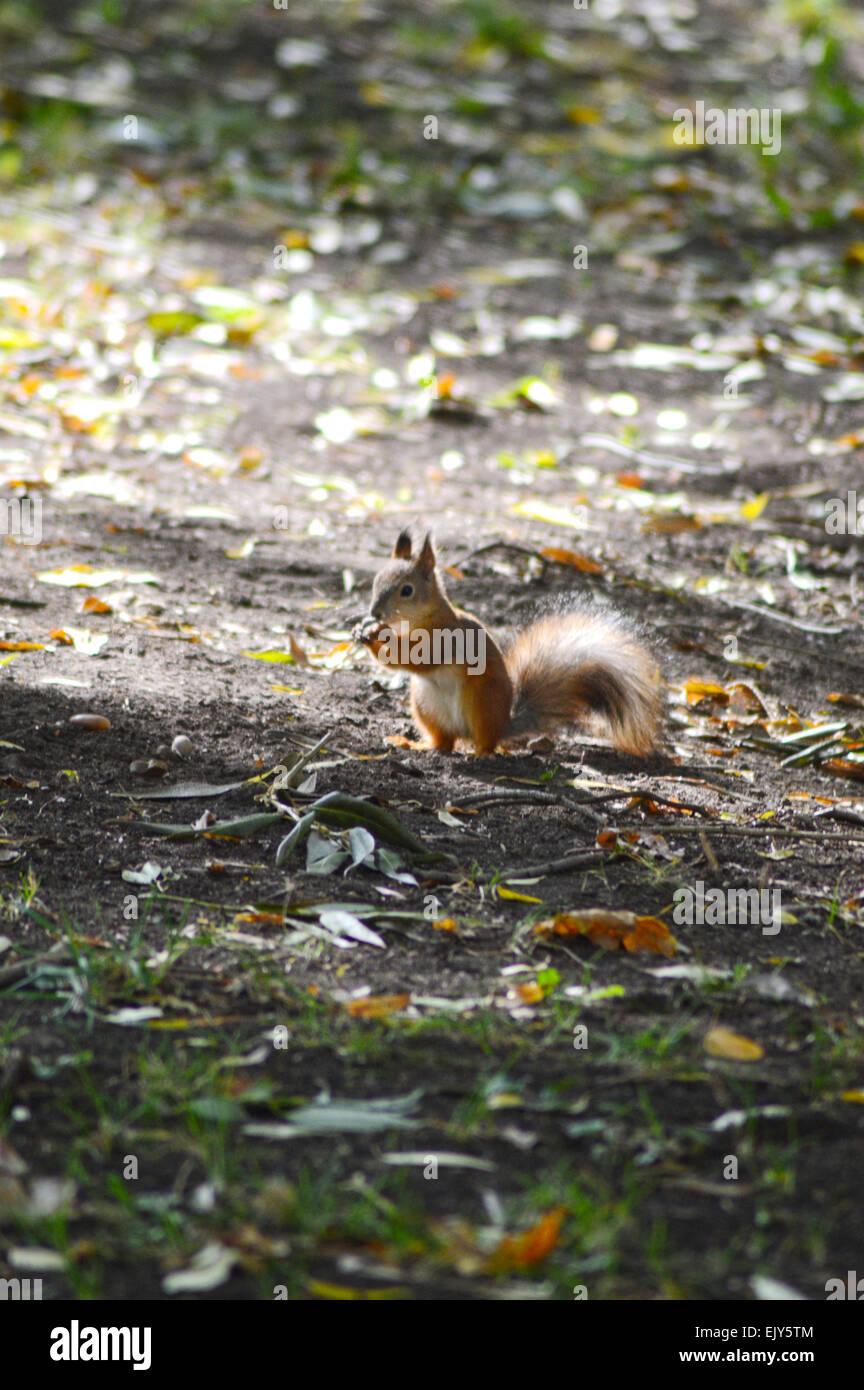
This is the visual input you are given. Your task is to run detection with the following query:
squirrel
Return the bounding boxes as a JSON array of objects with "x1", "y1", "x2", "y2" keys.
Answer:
[{"x1": 353, "y1": 529, "x2": 662, "y2": 758}]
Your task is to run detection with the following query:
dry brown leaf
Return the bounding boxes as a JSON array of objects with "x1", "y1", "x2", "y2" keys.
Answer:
[
  {"x1": 344, "y1": 993, "x2": 410, "y2": 1019},
  {"x1": 540, "y1": 547, "x2": 603, "y2": 573},
  {"x1": 824, "y1": 759, "x2": 864, "y2": 782},
  {"x1": 641, "y1": 514, "x2": 701, "y2": 534},
  {"x1": 534, "y1": 909, "x2": 677, "y2": 956},
  {"x1": 433, "y1": 917, "x2": 459, "y2": 932},
  {"x1": 488, "y1": 1207, "x2": 567, "y2": 1272},
  {"x1": 234, "y1": 911, "x2": 284, "y2": 928},
  {"x1": 385, "y1": 734, "x2": 426, "y2": 750},
  {"x1": 727, "y1": 682, "x2": 767, "y2": 716},
  {"x1": 515, "y1": 982, "x2": 544, "y2": 1004},
  {"x1": 288, "y1": 633, "x2": 310, "y2": 667}
]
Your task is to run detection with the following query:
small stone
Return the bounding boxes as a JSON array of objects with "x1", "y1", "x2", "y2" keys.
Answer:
[
  {"x1": 145, "y1": 759, "x2": 169, "y2": 777},
  {"x1": 129, "y1": 760, "x2": 150, "y2": 775},
  {"x1": 171, "y1": 735, "x2": 194, "y2": 758},
  {"x1": 527, "y1": 735, "x2": 555, "y2": 755},
  {"x1": 154, "y1": 744, "x2": 172, "y2": 761}
]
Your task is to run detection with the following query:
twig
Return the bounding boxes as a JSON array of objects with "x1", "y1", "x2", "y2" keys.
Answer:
[
  {"x1": 623, "y1": 790, "x2": 712, "y2": 817},
  {"x1": 698, "y1": 830, "x2": 720, "y2": 872},
  {"x1": 449, "y1": 788, "x2": 606, "y2": 824},
  {"x1": 580, "y1": 432, "x2": 714, "y2": 475},
  {"x1": 457, "y1": 541, "x2": 549, "y2": 574},
  {"x1": 718, "y1": 598, "x2": 846, "y2": 636},
  {"x1": 500, "y1": 850, "x2": 606, "y2": 880},
  {"x1": 650, "y1": 774, "x2": 763, "y2": 803},
  {"x1": 0, "y1": 939, "x2": 72, "y2": 987},
  {"x1": 418, "y1": 849, "x2": 608, "y2": 886},
  {"x1": 0, "y1": 1047, "x2": 29, "y2": 1113},
  {"x1": 452, "y1": 788, "x2": 615, "y2": 810},
  {"x1": 813, "y1": 806, "x2": 864, "y2": 828},
  {"x1": 625, "y1": 824, "x2": 864, "y2": 843}
]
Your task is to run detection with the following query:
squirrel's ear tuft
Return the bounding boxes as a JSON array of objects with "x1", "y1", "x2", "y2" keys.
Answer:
[
  {"x1": 393, "y1": 529, "x2": 413, "y2": 559},
  {"x1": 417, "y1": 532, "x2": 436, "y2": 574}
]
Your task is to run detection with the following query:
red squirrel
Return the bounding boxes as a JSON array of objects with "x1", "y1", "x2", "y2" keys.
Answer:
[{"x1": 353, "y1": 529, "x2": 662, "y2": 757}]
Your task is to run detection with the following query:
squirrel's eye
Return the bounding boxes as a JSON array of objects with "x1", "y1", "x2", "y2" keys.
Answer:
[{"x1": 400, "y1": 583, "x2": 414, "y2": 598}]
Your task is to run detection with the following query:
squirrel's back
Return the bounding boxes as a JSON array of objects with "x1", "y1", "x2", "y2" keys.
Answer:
[{"x1": 504, "y1": 607, "x2": 662, "y2": 755}]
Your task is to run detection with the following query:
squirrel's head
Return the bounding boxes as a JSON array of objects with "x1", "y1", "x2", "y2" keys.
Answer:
[{"x1": 368, "y1": 529, "x2": 444, "y2": 625}]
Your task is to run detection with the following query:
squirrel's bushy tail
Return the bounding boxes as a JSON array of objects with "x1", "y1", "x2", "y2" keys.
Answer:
[{"x1": 504, "y1": 609, "x2": 662, "y2": 755}]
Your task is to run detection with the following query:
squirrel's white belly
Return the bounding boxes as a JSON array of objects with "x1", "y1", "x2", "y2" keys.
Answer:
[{"x1": 413, "y1": 669, "x2": 471, "y2": 737}]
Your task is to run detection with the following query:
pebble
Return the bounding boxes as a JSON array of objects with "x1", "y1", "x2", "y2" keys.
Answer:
[
  {"x1": 171, "y1": 735, "x2": 194, "y2": 758},
  {"x1": 69, "y1": 714, "x2": 111, "y2": 730},
  {"x1": 129, "y1": 759, "x2": 168, "y2": 777}
]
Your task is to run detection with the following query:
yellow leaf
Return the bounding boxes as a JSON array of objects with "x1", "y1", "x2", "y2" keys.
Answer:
[
  {"x1": 684, "y1": 678, "x2": 729, "y2": 707},
  {"x1": 510, "y1": 500, "x2": 587, "y2": 529},
  {"x1": 741, "y1": 493, "x2": 769, "y2": 521},
  {"x1": 497, "y1": 887, "x2": 542, "y2": 903},
  {"x1": 226, "y1": 536, "x2": 258, "y2": 560},
  {"x1": 704, "y1": 1026, "x2": 763, "y2": 1061},
  {"x1": 840, "y1": 1089, "x2": 864, "y2": 1103},
  {"x1": 308, "y1": 1279, "x2": 403, "y2": 1300},
  {"x1": 565, "y1": 105, "x2": 601, "y2": 124}
]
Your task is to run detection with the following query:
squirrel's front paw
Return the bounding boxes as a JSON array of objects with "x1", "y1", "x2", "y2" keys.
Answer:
[{"x1": 353, "y1": 617, "x2": 383, "y2": 646}]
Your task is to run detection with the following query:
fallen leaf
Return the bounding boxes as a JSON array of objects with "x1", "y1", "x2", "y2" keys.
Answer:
[
  {"x1": 684, "y1": 679, "x2": 730, "y2": 707},
  {"x1": 534, "y1": 910, "x2": 677, "y2": 955},
  {"x1": 488, "y1": 1207, "x2": 567, "y2": 1272},
  {"x1": 345, "y1": 993, "x2": 410, "y2": 1018},
  {"x1": 704, "y1": 1026, "x2": 764, "y2": 1061},
  {"x1": 497, "y1": 887, "x2": 543, "y2": 903},
  {"x1": 540, "y1": 547, "x2": 603, "y2": 573}
]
